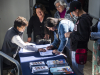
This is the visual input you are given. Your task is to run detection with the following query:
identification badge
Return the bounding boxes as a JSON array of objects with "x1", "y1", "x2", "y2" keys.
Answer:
[
  {"x1": 56, "y1": 34, "x2": 59, "y2": 39},
  {"x1": 74, "y1": 25, "x2": 77, "y2": 31}
]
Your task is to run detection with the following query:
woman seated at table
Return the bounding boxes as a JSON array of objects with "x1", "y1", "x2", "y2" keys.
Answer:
[
  {"x1": 1, "y1": 16, "x2": 46, "y2": 75},
  {"x1": 27, "y1": 3, "x2": 51, "y2": 44},
  {"x1": 44, "y1": 17, "x2": 74, "y2": 55}
]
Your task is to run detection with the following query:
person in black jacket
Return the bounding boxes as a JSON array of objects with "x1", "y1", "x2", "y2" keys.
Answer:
[
  {"x1": 64, "y1": 1, "x2": 92, "y2": 75},
  {"x1": 27, "y1": 3, "x2": 51, "y2": 44}
]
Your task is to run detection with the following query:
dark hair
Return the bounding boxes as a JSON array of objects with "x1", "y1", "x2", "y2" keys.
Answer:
[
  {"x1": 14, "y1": 16, "x2": 28, "y2": 29},
  {"x1": 67, "y1": 0, "x2": 73, "y2": 3},
  {"x1": 44, "y1": 17, "x2": 59, "y2": 27},
  {"x1": 33, "y1": 3, "x2": 48, "y2": 16}
]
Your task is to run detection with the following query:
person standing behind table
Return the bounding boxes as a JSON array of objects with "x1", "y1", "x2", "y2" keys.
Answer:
[
  {"x1": 54, "y1": 0, "x2": 77, "y2": 24},
  {"x1": 27, "y1": 3, "x2": 51, "y2": 44},
  {"x1": 54, "y1": 0, "x2": 77, "y2": 65},
  {"x1": 90, "y1": 19, "x2": 100, "y2": 75},
  {"x1": 64, "y1": 1, "x2": 92, "y2": 75},
  {"x1": 1, "y1": 16, "x2": 46, "y2": 75},
  {"x1": 44, "y1": 17, "x2": 74, "y2": 56}
]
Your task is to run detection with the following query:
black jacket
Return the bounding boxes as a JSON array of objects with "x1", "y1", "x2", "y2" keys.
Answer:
[
  {"x1": 70, "y1": 14, "x2": 93, "y2": 51},
  {"x1": 27, "y1": 14, "x2": 50, "y2": 42}
]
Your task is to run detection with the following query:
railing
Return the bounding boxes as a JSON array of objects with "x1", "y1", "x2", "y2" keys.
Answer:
[{"x1": 0, "y1": 51, "x2": 21, "y2": 75}]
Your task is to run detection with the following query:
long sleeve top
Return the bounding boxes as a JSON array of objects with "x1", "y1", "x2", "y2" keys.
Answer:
[
  {"x1": 70, "y1": 14, "x2": 93, "y2": 51},
  {"x1": 91, "y1": 20, "x2": 100, "y2": 44},
  {"x1": 27, "y1": 14, "x2": 50, "y2": 42},
  {"x1": 1, "y1": 27, "x2": 38, "y2": 65},
  {"x1": 51, "y1": 20, "x2": 74, "y2": 52},
  {"x1": 12, "y1": 35, "x2": 38, "y2": 51}
]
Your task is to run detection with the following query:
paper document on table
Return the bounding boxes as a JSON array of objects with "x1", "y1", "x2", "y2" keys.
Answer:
[
  {"x1": 19, "y1": 48, "x2": 35, "y2": 53},
  {"x1": 35, "y1": 44, "x2": 50, "y2": 48},
  {"x1": 20, "y1": 55, "x2": 61, "y2": 63},
  {"x1": 26, "y1": 43, "x2": 36, "y2": 46},
  {"x1": 39, "y1": 50, "x2": 53, "y2": 56},
  {"x1": 20, "y1": 56, "x2": 42, "y2": 63}
]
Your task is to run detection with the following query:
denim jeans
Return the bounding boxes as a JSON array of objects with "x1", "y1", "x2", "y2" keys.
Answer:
[{"x1": 72, "y1": 51, "x2": 84, "y2": 75}]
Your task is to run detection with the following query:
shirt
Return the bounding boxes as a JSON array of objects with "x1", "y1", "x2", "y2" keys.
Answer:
[
  {"x1": 51, "y1": 19, "x2": 74, "y2": 52},
  {"x1": 70, "y1": 14, "x2": 93, "y2": 51},
  {"x1": 12, "y1": 35, "x2": 38, "y2": 51},
  {"x1": 59, "y1": 8, "x2": 66, "y2": 18},
  {"x1": 27, "y1": 14, "x2": 50, "y2": 42}
]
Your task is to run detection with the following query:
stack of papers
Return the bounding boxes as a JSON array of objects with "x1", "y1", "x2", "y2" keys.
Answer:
[
  {"x1": 39, "y1": 50, "x2": 53, "y2": 56},
  {"x1": 26, "y1": 43, "x2": 36, "y2": 46},
  {"x1": 32, "y1": 66, "x2": 49, "y2": 74},
  {"x1": 46, "y1": 59, "x2": 68, "y2": 68},
  {"x1": 19, "y1": 44, "x2": 50, "y2": 53},
  {"x1": 19, "y1": 48, "x2": 35, "y2": 53},
  {"x1": 29, "y1": 61, "x2": 49, "y2": 74},
  {"x1": 29, "y1": 61, "x2": 45, "y2": 69},
  {"x1": 50, "y1": 66, "x2": 74, "y2": 74},
  {"x1": 35, "y1": 44, "x2": 50, "y2": 48}
]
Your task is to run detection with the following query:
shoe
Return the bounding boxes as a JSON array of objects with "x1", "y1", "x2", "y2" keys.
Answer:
[{"x1": 9, "y1": 69, "x2": 15, "y2": 75}]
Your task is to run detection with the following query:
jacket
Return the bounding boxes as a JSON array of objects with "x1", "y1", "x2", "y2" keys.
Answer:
[
  {"x1": 54, "y1": 7, "x2": 77, "y2": 24},
  {"x1": 27, "y1": 14, "x2": 50, "y2": 42},
  {"x1": 70, "y1": 14, "x2": 93, "y2": 51},
  {"x1": 51, "y1": 20, "x2": 74, "y2": 52}
]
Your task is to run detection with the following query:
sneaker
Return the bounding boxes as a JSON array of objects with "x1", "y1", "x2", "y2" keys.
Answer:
[{"x1": 9, "y1": 69, "x2": 15, "y2": 75}]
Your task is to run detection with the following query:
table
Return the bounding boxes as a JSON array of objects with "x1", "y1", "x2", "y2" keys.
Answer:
[{"x1": 19, "y1": 48, "x2": 76, "y2": 75}]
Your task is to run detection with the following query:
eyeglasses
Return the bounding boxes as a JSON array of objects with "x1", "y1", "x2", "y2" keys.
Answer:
[
  {"x1": 55, "y1": 5, "x2": 61, "y2": 8},
  {"x1": 35, "y1": 5, "x2": 41, "y2": 8}
]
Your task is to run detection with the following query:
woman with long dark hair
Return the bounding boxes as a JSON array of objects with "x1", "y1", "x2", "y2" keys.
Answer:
[{"x1": 27, "y1": 3, "x2": 51, "y2": 44}]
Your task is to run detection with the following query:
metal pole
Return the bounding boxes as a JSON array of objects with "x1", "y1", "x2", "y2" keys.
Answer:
[
  {"x1": 0, "y1": 51, "x2": 21, "y2": 75},
  {"x1": 29, "y1": 0, "x2": 33, "y2": 17},
  {"x1": 0, "y1": 55, "x2": 3, "y2": 75},
  {"x1": 99, "y1": 0, "x2": 100, "y2": 18}
]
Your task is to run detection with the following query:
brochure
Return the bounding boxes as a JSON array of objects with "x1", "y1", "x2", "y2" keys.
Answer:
[
  {"x1": 29, "y1": 61, "x2": 45, "y2": 69},
  {"x1": 46, "y1": 59, "x2": 68, "y2": 68},
  {"x1": 32, "y1": 66, "x2": 49, "y2": 74},
  {"x1": 39, "y1": 50, "x2": 53, "y2": 56},
  {"x1": 50, "y1": 66, "x2": 74, "y2": 74}
]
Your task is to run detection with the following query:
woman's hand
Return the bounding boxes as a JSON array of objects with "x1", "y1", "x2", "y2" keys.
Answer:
[
  {"x1": 52, "y1": 49, "x2": 60, "y2": 55},
  {"x1": 27, "y1": 37, "x2": 32, "y2": 42},
  {"x1": 38, "y1": 48, "x2": 46, "y2": 52},
  {"x1": 46, "y1": 45, "x2": 54, "y2": 50},
  {"x1": 64, "y1": 32, "x2": 72, "y2": 38},
  {"x1": 25, "y1": 42, "x2": 29, "y2": 43},
  {"x1": 44, "y1": 34, "x2": 49, "y2": 40}
]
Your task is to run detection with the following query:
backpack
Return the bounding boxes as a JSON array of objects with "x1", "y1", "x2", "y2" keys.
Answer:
[
  {"x1": 75, "y1": 49, "x2": 87, "y2": 65},
  {"x1": 90, "y1": 20, "x2": 99, "y2": 41}
]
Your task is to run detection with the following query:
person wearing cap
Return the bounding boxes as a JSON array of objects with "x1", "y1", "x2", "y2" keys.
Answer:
[
  {"x1": 90, "y1": 19, "x2": 100, "y2": 75},
  {"x1": 27, "y1": 3, "x2": 51, "y2": 44},
  {"x1": 1, "y1": 16, "x2": 46, "y2": 75},
  {"x1": 64, "y1": 1, "x2": 92, "y2": 75},
  {"x1": 64, "y1": 0, "x2": 77, "y2": 7},
  {"x1": 54, "y1": 0, "x2": 77, "y2": 24}
]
